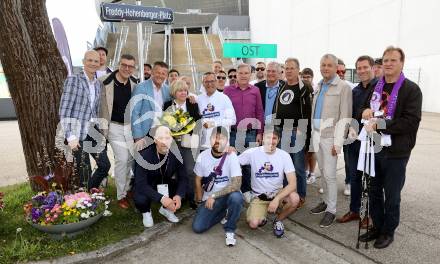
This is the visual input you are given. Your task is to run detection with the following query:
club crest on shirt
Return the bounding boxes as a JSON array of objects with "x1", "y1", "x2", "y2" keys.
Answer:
[
  {"x1": 280, "y1": 90, "x2": 294, "y2": 105},
  {"x1": 256, "y1": 162, "x2": 278, "y2": 178},
  {"x1": 202, "y1": 103, "x2": 220, "y2": 118}
]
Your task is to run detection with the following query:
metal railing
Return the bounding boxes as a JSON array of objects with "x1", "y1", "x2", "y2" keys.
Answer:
[
  {"x1": 202, "y1": 26, "x2": 217, "y2": 62},
  {"x1": 112, "y1": 25, "x2": 129, "y2": 69},
  {"x1": 218, "y1": 27, "x2": 236, "y2": 66},
  {"x1": 143, "y1": 25, "x2": 153, "y2": 64},
  {"x1": 184, "y1": 27, "x2": 199, "y2": 91}
]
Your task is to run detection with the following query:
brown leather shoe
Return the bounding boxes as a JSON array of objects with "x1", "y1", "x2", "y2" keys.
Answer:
[
  {"x1": 337, "y1": 211, "x2": 360, "y2": 223},
  {"x1": 297, "y1": 198, "x2": 306, "y2": 209},
  {"x1": 360, "y1": 216, "x2": 373, "y2": 229},
  {"x1": 118, "y1": 198, "x2": 130, "y2": 209}
]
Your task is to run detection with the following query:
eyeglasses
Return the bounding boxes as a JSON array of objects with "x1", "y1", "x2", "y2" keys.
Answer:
[
  {"x1": 120, "y1": 63, "x2": 136, "y2": 70},
  {"x1": 228, "y1": 75, "x2": 237, "y2": 79},
  {"x1": 216, "y1": 76, "x2": 226, "y2": 80},
  {"x1": 256, "y1": 67, "x2": 265, "y2": 71},
  {"x1": 336, "y1": 70, "x2": 346, "y2": 75}
]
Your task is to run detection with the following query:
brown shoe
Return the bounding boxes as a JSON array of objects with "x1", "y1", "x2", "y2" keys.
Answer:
[
  {"x1": 337, "y1": 211, "x2": 360, "y2": 223},
  {"x1": 360, "y1": 216, "x2": 373, "y2": 229},
  {"x1": 118, "y1": 198, "x2": 130, "y2": 209},
  {"x1": 297, "y1": 198, "x2": 306, "y2": 209}
]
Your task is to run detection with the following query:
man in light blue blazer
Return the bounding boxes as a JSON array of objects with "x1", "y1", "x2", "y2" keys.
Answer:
[{"x1": 131, "y1": 61, "x2": 171, "y2": 150}]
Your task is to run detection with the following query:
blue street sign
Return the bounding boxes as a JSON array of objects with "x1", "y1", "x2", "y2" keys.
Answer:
[{"x1": 100, "y1": 3, "x2": 174, "y2": 24}]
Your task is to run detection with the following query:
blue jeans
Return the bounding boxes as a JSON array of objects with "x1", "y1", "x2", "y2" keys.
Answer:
[
  {"x1": 192, "y1": 192, "x2": 243, "y2": 233},
  {"x1": 229, "y1": 129, "x2": 257, "y2": 193},
  {"x1": 369, "y1": 152, "x2": 409, "y2": 236},
  {"x1": 279, "y1": 130, "x2": 306, "y2": 199}
]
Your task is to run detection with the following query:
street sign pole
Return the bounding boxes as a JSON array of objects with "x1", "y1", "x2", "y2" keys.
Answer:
[
  {"x1": 100, "y1": 2, "x2": 174, "y2": 82},
  {"x1": 136, "y1": 0, "x2": 144, "y2": 82}
]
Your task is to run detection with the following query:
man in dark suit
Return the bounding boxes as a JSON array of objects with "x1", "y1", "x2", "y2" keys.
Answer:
[{"x1": 133, "y1": 125, "x2": 187, "y2": 228}]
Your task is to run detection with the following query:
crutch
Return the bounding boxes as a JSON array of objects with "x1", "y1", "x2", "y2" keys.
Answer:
[{"x1": 356, "y1": 132, "x2": 372, "y2": 249}]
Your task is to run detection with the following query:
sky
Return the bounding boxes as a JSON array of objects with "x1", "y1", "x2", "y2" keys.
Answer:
[{"x1": 46, "y1": 0, "x2": 103, "y2": 66}]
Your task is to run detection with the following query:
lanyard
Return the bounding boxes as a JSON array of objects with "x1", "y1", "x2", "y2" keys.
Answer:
[{"x1": 157, "y1": 152, "x2": 169, "y2": 184}]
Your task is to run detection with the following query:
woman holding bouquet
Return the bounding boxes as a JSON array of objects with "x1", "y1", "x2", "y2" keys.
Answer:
[{"x1": 163, "y1": 79, "x2": 201, "y2": 208}]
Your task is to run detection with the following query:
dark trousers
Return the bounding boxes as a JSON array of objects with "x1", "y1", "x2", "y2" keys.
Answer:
[
  {"x1": 348, "y1": 141, "x2": 362, "y2": 213},
  {"x1": 73, "y1": 133, "x2": 110, "y2": 190},
  {"x1": 229, "y1": 129, "x2": 257, "y2": 193},
  {"x1": 177, "y1": 143, "x2": 196, "y2": 202},
  {"x1": 369, "y1": 152, "x2": 409, "y2": 236},
  {"x1": 134, "y1": 177, "x2": 178, "y2": 213},
  {"x1": 343, "y1": 145, "x2": 350, "y2": 184}
]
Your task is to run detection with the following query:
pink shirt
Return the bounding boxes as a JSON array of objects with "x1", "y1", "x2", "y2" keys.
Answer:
[{"x1": 224, "y1": 84, "x2": 264, "y2": 134}]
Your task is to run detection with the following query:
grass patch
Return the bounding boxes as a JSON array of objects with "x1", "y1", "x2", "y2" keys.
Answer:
[{"x1": 0, "y1": 179, "x2": 173, "y2": 263}]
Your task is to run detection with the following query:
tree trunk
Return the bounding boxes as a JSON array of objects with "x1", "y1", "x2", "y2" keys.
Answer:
[{"x1": 0, "y1": 0, "x2": 67, "y2": 190}]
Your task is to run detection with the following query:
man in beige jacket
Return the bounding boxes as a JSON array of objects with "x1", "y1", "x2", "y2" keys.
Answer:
[
  {"x1": 99, "y1": 54, "x2": 138, "y2": 209},
  {"x1": 309, "y1": 54, "x2": 352, "y2": 228}
]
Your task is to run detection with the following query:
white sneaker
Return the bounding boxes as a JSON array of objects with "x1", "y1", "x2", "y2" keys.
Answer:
[
  {"x1": 142, "y1": 212, "x2": 154, "y2": 228},
  {"x1": 243, "y1": 191, "x2": 252, "y2": 204},
  {"x1": 307, "y1": 175, "x2": 316, "y2": 184},
  {"x1": 225, "y1": 232, "x2": 236, "y2": 246},
  {"x1": 159, "y1": 206, "x2": 179, "y2": 223},
  {"x1": 344, "y1": 184, "x2": 351, "y2": 196},
  {"x1": 319, "y1": 188, "x2": 324, "y2": 194}
]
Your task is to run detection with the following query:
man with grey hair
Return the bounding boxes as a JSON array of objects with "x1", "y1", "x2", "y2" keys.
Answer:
[
  {"x1": 255, "y1": 61, "x2": 285, "y2": 125},
  {"x1": 309, "y1": 54, "x2": 352, "y2": 228},
  {"x1": 198, "y1": 72, "x2": 236, "y2": 150},
  {"x1": 272, "y1": 57, "x2": 312, "y2": 208}
]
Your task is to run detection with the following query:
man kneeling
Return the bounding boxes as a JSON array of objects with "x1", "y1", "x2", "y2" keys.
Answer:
[
  {"x1": 239, "y1": 127, "x2": 300, "y2": 238},
  {"x1": 133, "y1": 126, "x2": 187, "y2": 227},
  {"x1": 192, "y1": 126, "x2": 243, "y2": 247}
]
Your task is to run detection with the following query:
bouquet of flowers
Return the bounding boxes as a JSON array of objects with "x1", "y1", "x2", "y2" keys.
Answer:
[
  {"x1": 24, "y1": 188, "x2": 110, "y2": 226},
  {"x1": 160, "y1": 108, "x2": 196, "y2": 136},
  {"x1": 0, "y1": 192, "x2": 4, "y2": 211}
]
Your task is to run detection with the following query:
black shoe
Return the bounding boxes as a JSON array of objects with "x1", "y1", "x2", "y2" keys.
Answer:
[
  {"x1": 319, "y1": 212, "x2": 335, "y2": 228},
  {"x1": 310, "y1": 202, "x2": 327, "y2": 214},
  {"x1": 189, "y1": 201, "x2": 198, "y2": 210},
  {"x1": 359, "y1": 228, "x2": 380, "y2": 242},
  {"x1": 374, "y1": 234, "x2": 394, "y2": 249}
]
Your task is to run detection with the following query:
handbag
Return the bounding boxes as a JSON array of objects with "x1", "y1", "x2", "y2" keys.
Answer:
[{"x1": 202, "y1": 153, "x2": 227, "y2": 192}]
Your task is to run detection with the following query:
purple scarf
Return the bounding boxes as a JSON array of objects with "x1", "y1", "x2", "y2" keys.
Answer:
[{"x1": 370, "y1": 72, "x2": 405, "y2": 119}]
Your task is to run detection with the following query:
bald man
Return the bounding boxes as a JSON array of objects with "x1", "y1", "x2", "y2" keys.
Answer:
[
  {"x1": 59, "y1": 50, "x2": 110, "y2": 189},
  {"x1": 133, "y1": 126, "x2": 188, "y2": 228}
]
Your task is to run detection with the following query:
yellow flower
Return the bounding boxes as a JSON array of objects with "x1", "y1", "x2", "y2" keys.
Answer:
[
  {"x1": 163, "y1": 115, "x2": 177, "y2": 127},
  {"x1": 178, "y1": 117, "x2": 187, "y2": 124}
]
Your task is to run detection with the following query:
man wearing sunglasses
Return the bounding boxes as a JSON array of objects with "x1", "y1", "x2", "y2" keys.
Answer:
[
  {"x1": 216, "y1": 70, "x2": 227, "y2": 92},
  {"x1": 227, "y1": 68, "x2": 237, "y2": 86},
  {"x1": 99, "y1": 54, "x2": 139, "y2": 209},
  {"x1": 251, "y1": 61, "x2": 266, "y2": 85},
  {"x1": 337, "y1": 59, "x2": 356, "y2": 198}
]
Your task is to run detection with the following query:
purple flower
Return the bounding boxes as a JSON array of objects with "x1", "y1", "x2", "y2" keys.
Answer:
[{"x1": 31, "y1": 208, "x2": 43, "y2": 222}]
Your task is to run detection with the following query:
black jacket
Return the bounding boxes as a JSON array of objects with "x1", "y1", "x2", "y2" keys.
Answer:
[
  {"x1": 364, "y1": 78, "x2": 422, "y2": 158},
  {"x1": 133, "y1": 144, "x2": 187, "y2": 203}
]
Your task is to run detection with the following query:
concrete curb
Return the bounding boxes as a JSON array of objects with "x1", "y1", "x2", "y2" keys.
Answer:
[{"x1": 30, "y1": 210, "x2": 195, "y2": 264}]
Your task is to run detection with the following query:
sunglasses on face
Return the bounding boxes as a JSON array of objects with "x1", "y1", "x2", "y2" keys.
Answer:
[
  {"x1": 337, "y1": 70, "x2": 346, "y2": 75},
  {"x1": 228, "y1": 75, "x2": 237, "y2": 79},
  {"x1": 256, "y1": 67, "x2": 265, "y2": 71},
  {"x1": 216, "y1": 76, "x2": 226, "y2": 80}
]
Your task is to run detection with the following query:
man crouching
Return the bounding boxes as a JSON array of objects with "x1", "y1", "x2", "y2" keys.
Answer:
[{"x1": 192, "y1": 126, "x2": 243, "y2": 247}]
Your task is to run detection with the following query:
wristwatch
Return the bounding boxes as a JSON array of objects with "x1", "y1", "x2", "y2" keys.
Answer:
[{"x1": 210, "y1": 193, "x2": 216, "y2": 199}]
